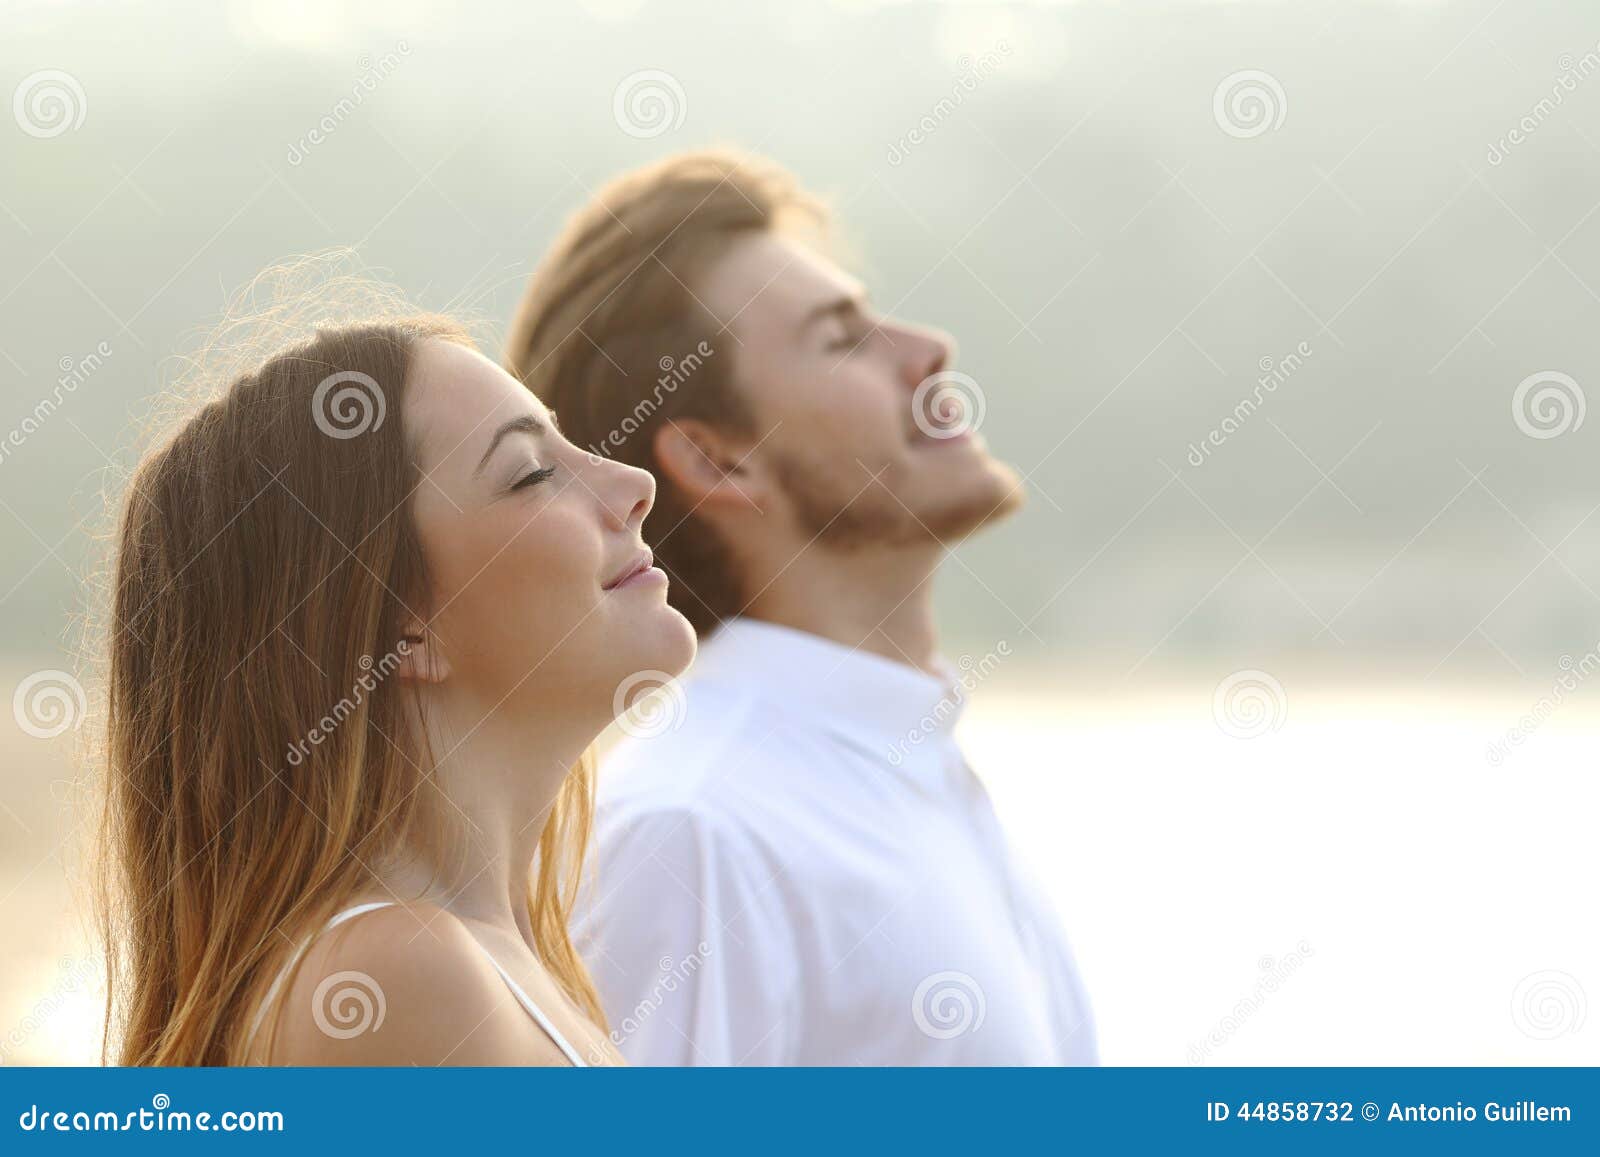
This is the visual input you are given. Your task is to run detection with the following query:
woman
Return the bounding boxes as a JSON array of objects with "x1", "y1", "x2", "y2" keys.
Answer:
[{"x1": 94, "y1": 294, "x2": 695, "y2": 1065}]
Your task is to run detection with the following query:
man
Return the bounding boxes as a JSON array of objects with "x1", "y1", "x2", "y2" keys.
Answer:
[{"x1": 505, "y1": 149, "x2": 1096, "y2": 1065}]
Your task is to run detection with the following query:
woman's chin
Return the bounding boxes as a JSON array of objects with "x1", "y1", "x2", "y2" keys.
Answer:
[
  {"x1": 654, "y1": 603, "x2": 698, "y2": 677},
  {"x1": 613, "y1": 604, "x2": 697, "y2": 683},
  {"x1": 603, "y1": 613, "x2": 698, "y2": 735}
]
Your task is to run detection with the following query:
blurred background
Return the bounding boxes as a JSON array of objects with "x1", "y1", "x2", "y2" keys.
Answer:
[{"x1": 2, "y1": 0, "x2": 1596, "y2": 1064}]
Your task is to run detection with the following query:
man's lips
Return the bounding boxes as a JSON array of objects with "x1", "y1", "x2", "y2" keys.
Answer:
[
  {"x1": 909, "y1": 423, "x2": 975, "y2": 446},
  {"x1": 603, "y1": 549, "x2": 655, "y2": 591}
]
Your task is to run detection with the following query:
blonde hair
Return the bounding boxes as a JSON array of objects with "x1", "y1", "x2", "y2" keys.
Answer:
[
  {"x1": 86, "y1": 260, "x2": 604, "y2": 1065},
  {"x1": 505, "y1": 148, "x2": 827, "y2": 636}
]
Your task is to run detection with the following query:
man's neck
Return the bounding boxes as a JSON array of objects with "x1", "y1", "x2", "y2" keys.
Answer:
[{"x1": 739, "y1": 542, "x2": 943, "y2": 674}]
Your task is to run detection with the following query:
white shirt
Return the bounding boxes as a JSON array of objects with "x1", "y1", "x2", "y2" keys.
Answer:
[{"x1": 573, "y1": 618, "x2": 1098, "y2": 1066}]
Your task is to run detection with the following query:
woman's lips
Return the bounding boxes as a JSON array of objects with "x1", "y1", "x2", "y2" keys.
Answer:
[
  {"x1": 612, "y1": 564, "x2": 668, "y2": 591},
  {"x1": 603, "y1": 549, "x2": 662, "y2": 590}
]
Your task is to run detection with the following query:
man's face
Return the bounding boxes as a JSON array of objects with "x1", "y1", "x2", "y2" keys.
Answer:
[{"x1": 698, "y1": 231, "x2": 1024, "y2": 551}]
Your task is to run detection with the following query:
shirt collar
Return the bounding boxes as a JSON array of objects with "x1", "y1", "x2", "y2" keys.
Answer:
[{"x1": 687, "y1": 617, "x2": 967, "y2": 758}]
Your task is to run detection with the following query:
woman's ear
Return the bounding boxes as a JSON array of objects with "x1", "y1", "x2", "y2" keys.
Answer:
[
  {"x1": 395, "y1": 624, "x2": 451, "y2": 685},
  {"x1": 653, "y1": 417, "x2": 766, "y2": 513}
]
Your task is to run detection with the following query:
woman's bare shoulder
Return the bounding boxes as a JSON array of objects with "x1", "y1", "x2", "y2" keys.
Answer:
[{"x1": 266, "y1": 901, "x2": 568, "y2": 1066}]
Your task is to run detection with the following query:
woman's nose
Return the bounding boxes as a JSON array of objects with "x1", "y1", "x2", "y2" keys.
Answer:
[{"x1": 603, "y1": 459, "x2": 656, "y2": 531}]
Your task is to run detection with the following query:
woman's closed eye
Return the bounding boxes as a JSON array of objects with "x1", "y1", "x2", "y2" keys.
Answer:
[{"x1": 511, "y1": 464, "x2": 557, "y2": 491}]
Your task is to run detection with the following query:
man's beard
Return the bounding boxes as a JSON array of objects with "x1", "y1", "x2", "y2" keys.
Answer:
[{"x1": 771, "y1": 449, "x2": 1025, "y2": 551}]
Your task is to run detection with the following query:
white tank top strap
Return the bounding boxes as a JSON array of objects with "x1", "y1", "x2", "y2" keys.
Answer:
[
  {"x1": 247, "y1": 899, "x2": 589, "y2": 1066},
  {"x1": 325, "y1": 899, "x2": 397, "y2": 926},
  {"x1": 475, "y1": 950, "x2": 589, "y2": 1067}
]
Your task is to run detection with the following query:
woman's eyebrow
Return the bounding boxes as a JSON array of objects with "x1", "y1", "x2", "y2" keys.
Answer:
[{"x1": 473, "y1": 413, "x2": 544, "y2": 477}]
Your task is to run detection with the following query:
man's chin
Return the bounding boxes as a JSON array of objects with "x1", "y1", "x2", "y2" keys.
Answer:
[{"x1": 920, "y1": 457, "x2": 1026, "y2": 543}]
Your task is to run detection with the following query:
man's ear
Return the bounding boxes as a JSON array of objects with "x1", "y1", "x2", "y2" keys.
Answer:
[
  {"x1": 653, "y1": 418, "x2": 767, "y2": 513},
  {"x1": 395, "y1": 623, "x2": 451, "y2": 685}
]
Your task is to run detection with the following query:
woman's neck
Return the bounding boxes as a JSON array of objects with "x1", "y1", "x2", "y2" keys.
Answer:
[{"x1": 371, "y1": 693, "x2": 595, "y2": 947}]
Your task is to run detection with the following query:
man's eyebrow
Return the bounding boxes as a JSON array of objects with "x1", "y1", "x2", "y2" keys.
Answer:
[
  {"x1": 797, "y1": 292, "x2": 867, "y2": 334},
  {"x1": 473, "y1": 413, "x2": 544, "y2": 477}
]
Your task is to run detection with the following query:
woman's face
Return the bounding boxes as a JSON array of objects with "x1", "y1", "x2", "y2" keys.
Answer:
[{"x1": 403, "y1": 338, "x2": 694, "y2": 719}]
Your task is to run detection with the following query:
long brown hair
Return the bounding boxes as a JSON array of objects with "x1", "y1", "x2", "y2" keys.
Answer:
[
  {"x1": 89, "y1": 267, "x2": 604, "y2": 1065},
  {"x1": 504, "y1": 148, "x2": 826, "y2": 636}
]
